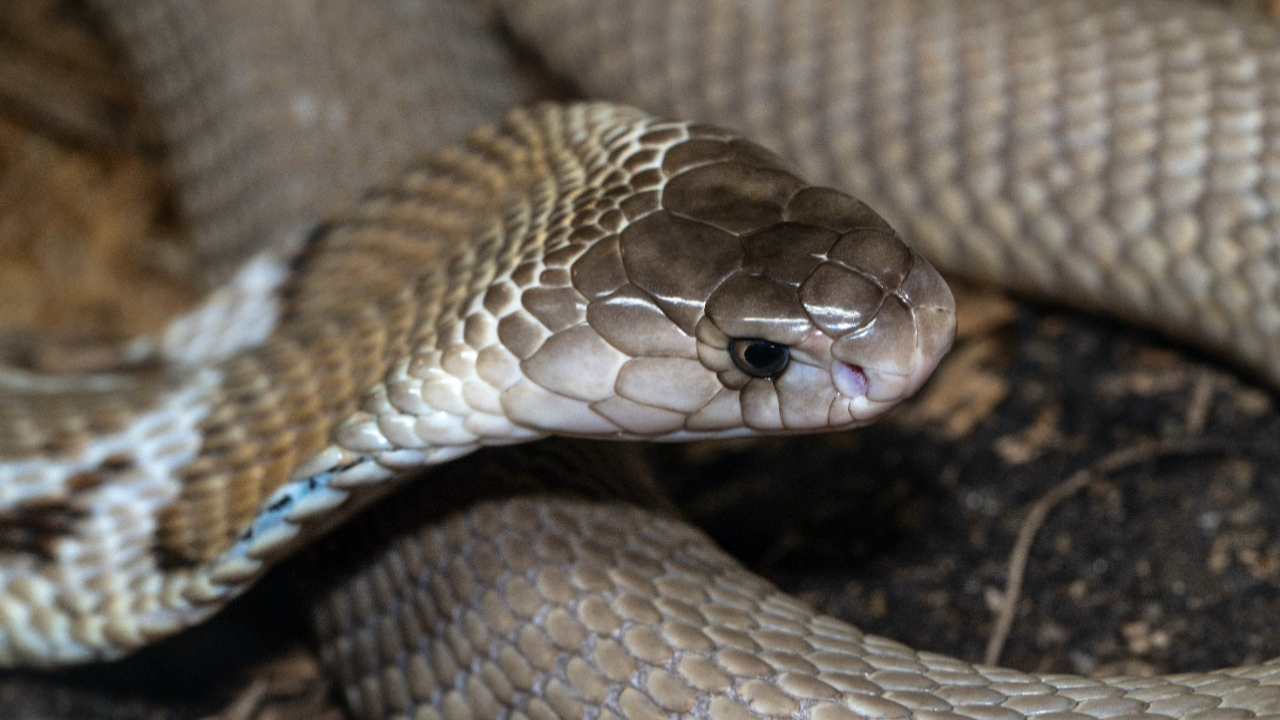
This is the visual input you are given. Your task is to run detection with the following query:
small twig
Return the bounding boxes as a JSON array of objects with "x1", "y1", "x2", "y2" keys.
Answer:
[
  {"x1": 201, "y1": 678, "x2": 269, "y2": 720},
  {"x1": 1184, "y1": 372, "x2": 1215, "y2": 435},
  {"x1": 983, "y1": 436, "x2": 1226, "y2": 666}
]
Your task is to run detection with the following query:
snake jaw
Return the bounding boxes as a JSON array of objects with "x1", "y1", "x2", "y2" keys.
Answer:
[{"x1": 831, "y1": 361, "x2": 869, "y2": 398}]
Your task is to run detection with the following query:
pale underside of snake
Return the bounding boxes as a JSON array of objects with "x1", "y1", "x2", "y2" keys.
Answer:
[{"x1": 3, "y1": 1, "x2": 1280, "y2": 719}]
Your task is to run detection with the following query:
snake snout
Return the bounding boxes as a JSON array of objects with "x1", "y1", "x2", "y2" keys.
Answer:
[
  {"x1": 791, "y1": 220, "x2": 955, "y2": 415},
  {"x1": 824, "y1": 249, "x2": 956, "y2": 406}
]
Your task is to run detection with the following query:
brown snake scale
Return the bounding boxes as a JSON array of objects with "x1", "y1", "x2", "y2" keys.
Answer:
[{"x1": 5, "y1": 1, "x2": 1280, "y2": 719}]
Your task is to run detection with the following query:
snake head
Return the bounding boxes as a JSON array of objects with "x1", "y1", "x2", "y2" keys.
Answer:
[
  {"x1": 488, "y1": 110, "x2": 955, "y2": 441},
  {"x1": 687, "y1": 182, "x2": 957, "y2": 432},
  {"x1": 665, "y1": 158, "x2": 955, "y2": 434}
]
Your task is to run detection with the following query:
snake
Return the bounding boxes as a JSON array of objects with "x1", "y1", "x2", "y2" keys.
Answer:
[{"x1": 4, "y1": 0, "x2": 1280, "y2": 718}]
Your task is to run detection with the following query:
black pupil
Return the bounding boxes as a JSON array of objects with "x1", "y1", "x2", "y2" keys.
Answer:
[{"x1": 731, "y1": 338, "x2": 790, "y2": 378}]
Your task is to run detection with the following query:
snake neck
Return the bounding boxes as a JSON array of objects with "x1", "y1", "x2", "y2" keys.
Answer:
[{"x1": 154, "y1": 104, "x2": 674, "y2": 571}]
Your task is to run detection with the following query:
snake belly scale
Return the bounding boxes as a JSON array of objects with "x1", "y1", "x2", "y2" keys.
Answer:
[{"x1": 4, "y1": 1, "x2": 1280, "y2": 719}]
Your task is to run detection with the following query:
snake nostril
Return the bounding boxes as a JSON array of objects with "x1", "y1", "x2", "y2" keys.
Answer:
[{"x1": 832, "y1": 362, "x2": 869, "y2": 398}]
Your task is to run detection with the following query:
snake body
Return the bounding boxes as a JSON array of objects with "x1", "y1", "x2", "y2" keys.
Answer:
[{"x1": 4, "y1": 0, "x2": 1280, "y2": 719}]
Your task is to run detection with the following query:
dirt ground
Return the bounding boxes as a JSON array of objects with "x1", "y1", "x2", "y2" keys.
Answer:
[{"x1": 2, "y1": 2, "x2": 1279, "y2": 719}]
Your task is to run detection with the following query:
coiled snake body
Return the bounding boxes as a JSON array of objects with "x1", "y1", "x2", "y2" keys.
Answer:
[{"x1": 4, "y1": 1, "x2": 1280, "y2": 718}]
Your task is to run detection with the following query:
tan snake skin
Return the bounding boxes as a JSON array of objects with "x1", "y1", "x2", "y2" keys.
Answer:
[{"x1": 5, "y1": 0, "x2": 1280, "y2": 719}]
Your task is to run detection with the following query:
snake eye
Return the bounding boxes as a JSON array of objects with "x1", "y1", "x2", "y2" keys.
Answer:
[{"x1": 729, "y1": 338, "x2": 790, "y2": 379}]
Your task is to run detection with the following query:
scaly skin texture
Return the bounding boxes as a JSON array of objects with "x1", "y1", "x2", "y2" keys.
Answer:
[
  {"x1": 315, "y1": 442, "x2": 1280, "y2": 720},
  {"x1": 500, "y1": 0, "x2": 1280, "y2": 387},
  {"x1": 0, "y1": 103, "x2": 951, "y2": 667},
  {"x1": 5, "y1": 0, "x2": 1280, "y2": 719}
]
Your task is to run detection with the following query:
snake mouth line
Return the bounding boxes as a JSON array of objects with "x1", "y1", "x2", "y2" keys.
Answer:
[{"x1": 832, "y1": 361, "x2": 869, "y2": 397}]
